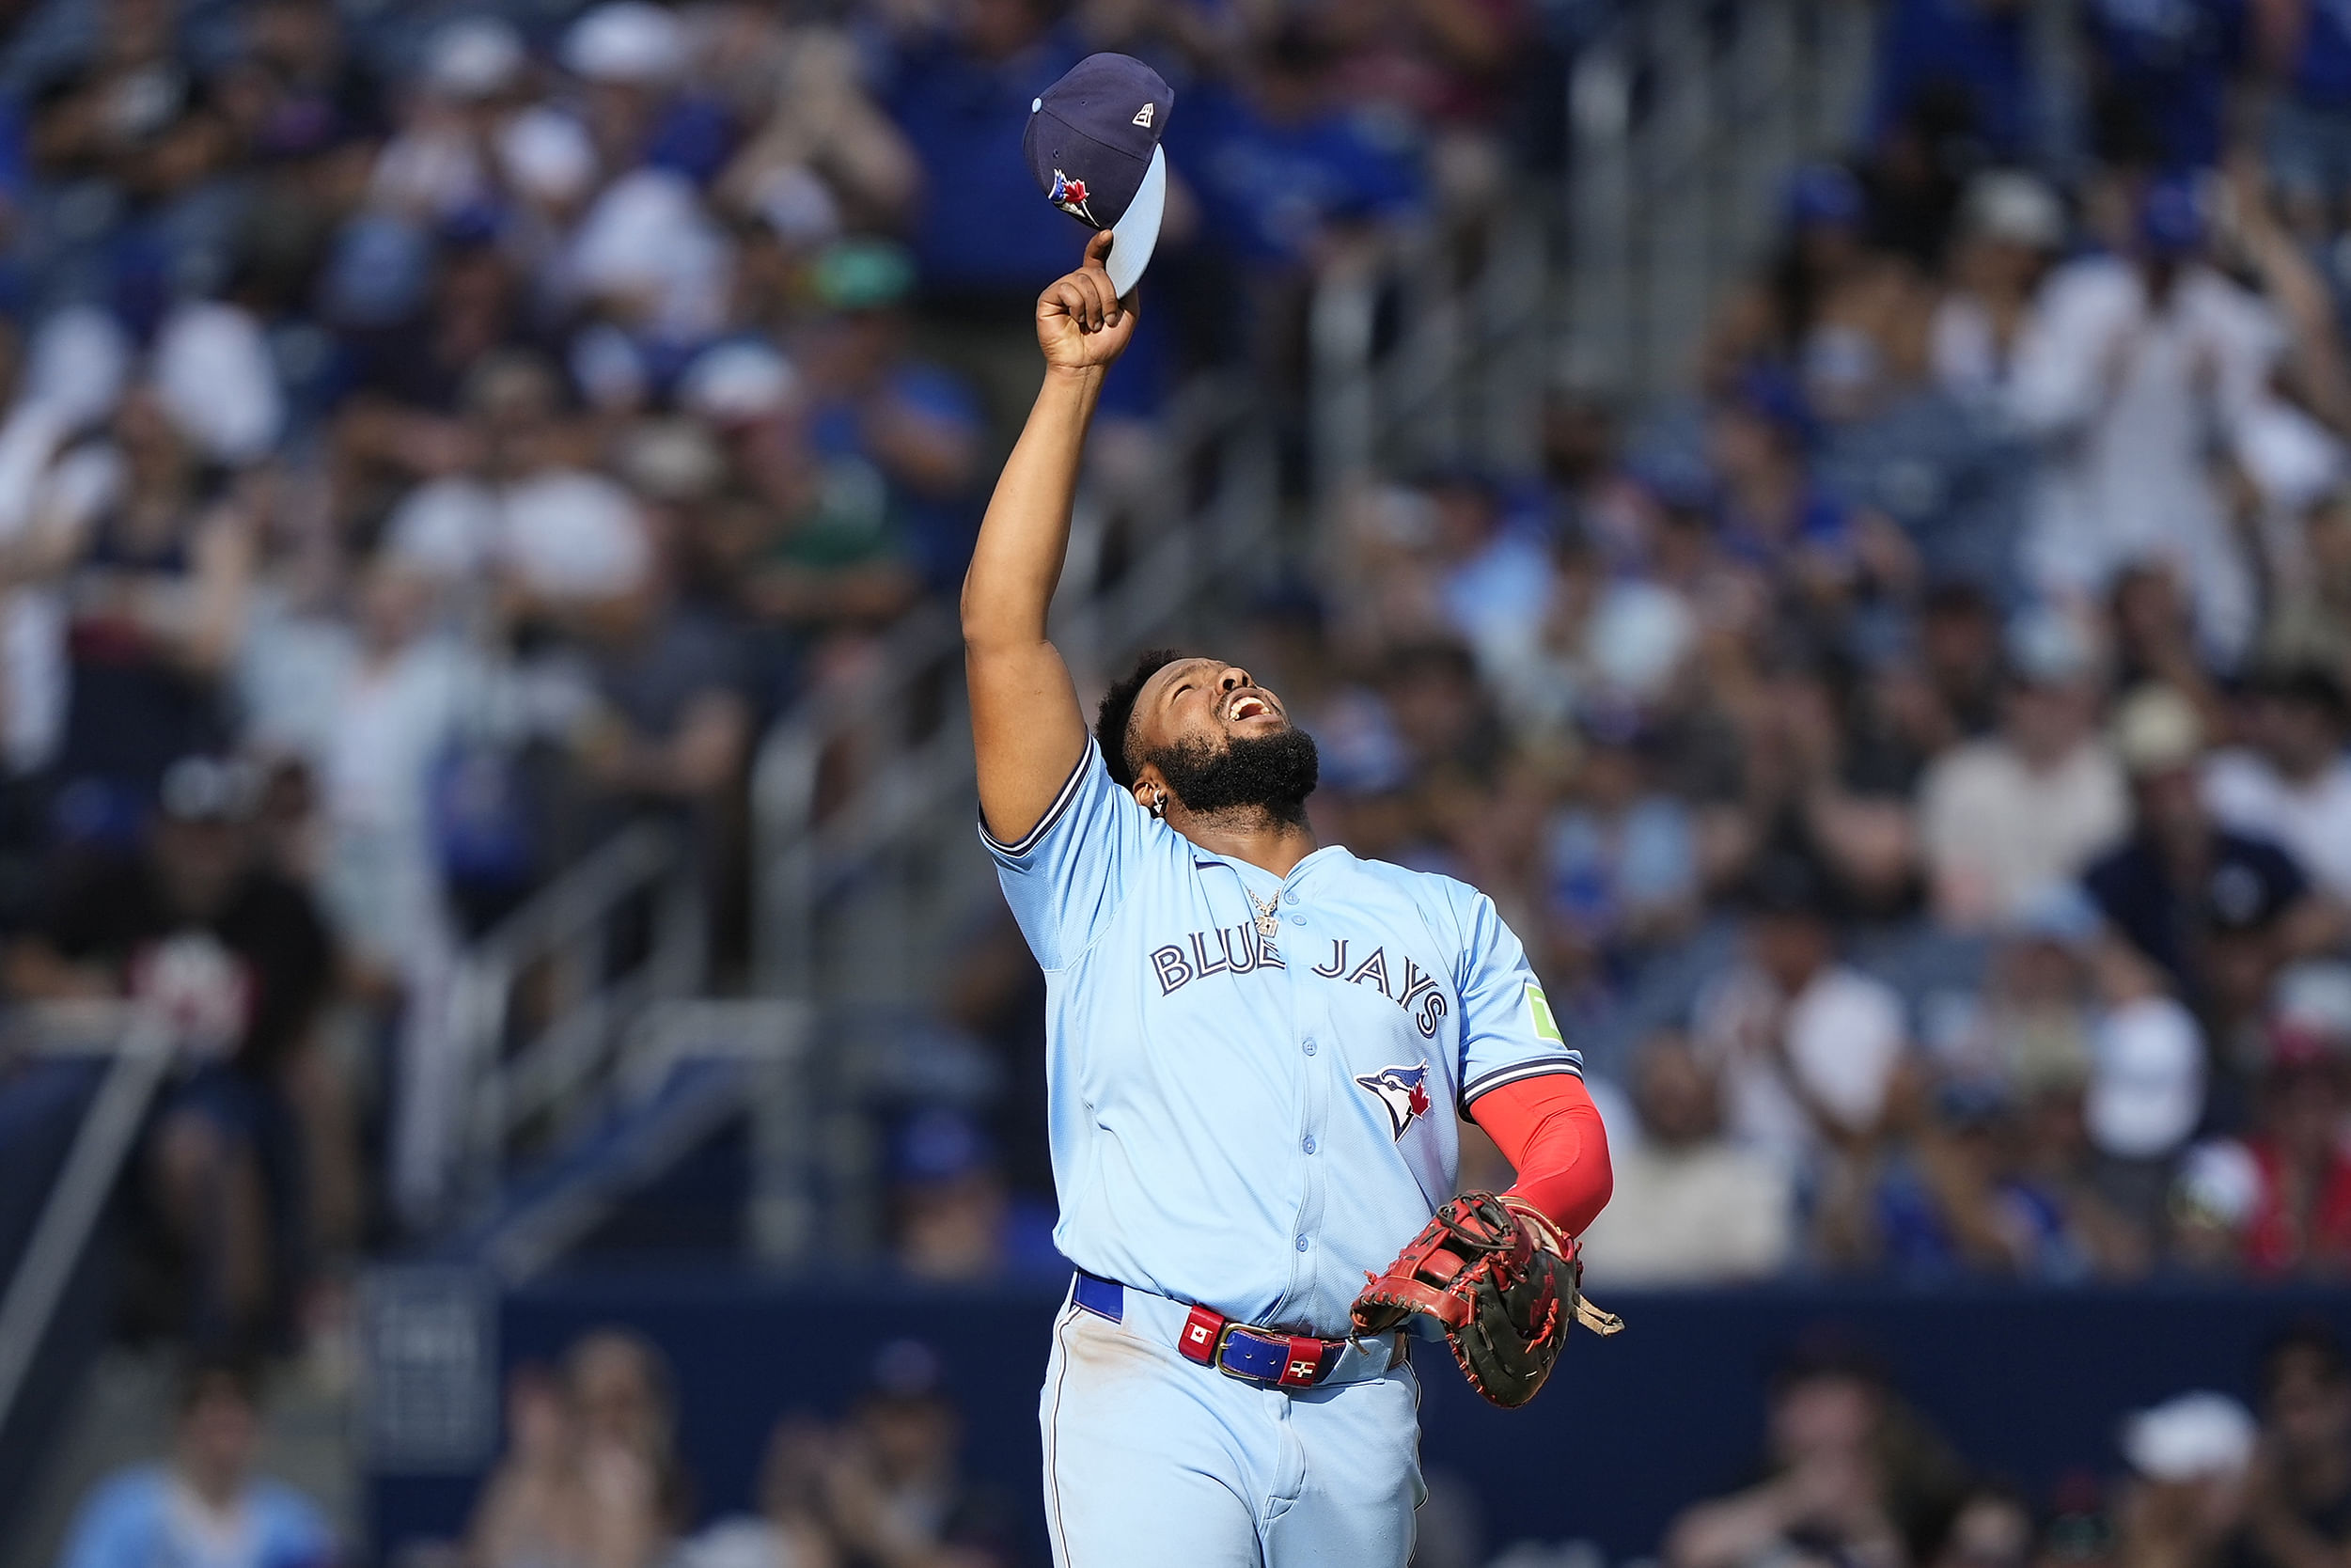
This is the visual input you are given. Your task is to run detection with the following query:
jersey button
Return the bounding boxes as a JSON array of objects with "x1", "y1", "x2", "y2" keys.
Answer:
[
  {"x1": 1295, "y1": 1236, "x2": 1309, "y2": 1252},
  {"x1": 1288, "y1": 914, "x2": 1306, "y2": 926},
  {"x1": 1282, "y1": 891, "x2": 1299, "y2": 905},
  {"x1": 1302, "y1": 1040, "x2": 1317, "y2": 1056},
  {"x1": 1302, "y1": 1136, "x2": 1315, "y2": 1154}
]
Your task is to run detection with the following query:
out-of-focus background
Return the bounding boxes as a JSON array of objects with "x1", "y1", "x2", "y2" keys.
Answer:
[{"x1": 4, "y1": 0, "x2": 2351, "y2": 1565}]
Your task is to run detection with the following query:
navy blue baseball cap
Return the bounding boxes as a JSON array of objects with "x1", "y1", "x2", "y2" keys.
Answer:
[{"x1": 1024, "y1": 54, "x2": 1173, "y2": 297}]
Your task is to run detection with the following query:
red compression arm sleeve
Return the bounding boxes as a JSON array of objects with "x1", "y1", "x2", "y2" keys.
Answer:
[{"x1": 1468, "y1": 1073, "x2": 1614, "y2": 1236}]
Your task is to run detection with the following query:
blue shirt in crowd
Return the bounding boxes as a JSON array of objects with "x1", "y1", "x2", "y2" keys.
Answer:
[
  {"x1": 2082, "y1": 0, "x2": 2247, "y2": 169},
  {"x1": 1868, "y1": 0, "x2": 2032, "y2": 156},
  {"x1": 885, "y1": 29, "x2": 1090, "y2": 293},
  {"x1": 2292, "y1": 0, "x2": 2351, "y2": 105},
  {"x1": 58, "y1": 1466, "x2": 334, "y2": 1568},
  {"x1": 1168, "y1": 83, "x2": 1422, "y2": 270}
]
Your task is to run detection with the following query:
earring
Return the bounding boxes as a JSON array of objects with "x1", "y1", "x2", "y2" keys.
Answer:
[{"x1": 1152, "y1": 791, "x2": 1168, "y2": 819}]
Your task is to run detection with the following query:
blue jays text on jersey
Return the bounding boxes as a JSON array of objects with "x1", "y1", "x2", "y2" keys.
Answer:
[{"x1": 983, "y1": 739, "x2": 1583, "y2": 1338}]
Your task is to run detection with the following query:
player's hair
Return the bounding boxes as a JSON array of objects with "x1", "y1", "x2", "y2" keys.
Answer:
[{"x1": 1095, "y1": 648, "x2": 1185, "y2": 788}]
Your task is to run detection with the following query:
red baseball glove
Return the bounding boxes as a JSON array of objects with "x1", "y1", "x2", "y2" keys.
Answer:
[{"x1": 1349, "y1": 1191, "x2": 1622, "y2": 1408}]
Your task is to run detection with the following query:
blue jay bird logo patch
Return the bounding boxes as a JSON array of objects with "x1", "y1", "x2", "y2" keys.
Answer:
[
  {"x1": 1048, "y1": 168, "x2": 1094, "y2": 224},
  {"x1": 1356, "y1": 1061, "x2": 1433, "y2": 1141}
]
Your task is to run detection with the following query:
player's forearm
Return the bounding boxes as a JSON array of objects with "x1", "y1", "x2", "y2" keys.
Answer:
[
  {"x1": 1470, "y1": 1074, "x2": 1613, "y2": 1235},
  {"x1": 960, "y1": 365, "x2": 1105, "y2": 650}
]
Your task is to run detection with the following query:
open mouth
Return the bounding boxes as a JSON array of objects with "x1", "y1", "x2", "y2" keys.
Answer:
[{"x1": 1227, "y1": 693, "x2": 1275, "y2": 723}]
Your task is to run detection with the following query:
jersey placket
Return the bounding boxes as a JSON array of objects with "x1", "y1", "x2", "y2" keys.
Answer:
[{"x1": 1265, "y1": 867, "x2": 1329, "y2": 1328}]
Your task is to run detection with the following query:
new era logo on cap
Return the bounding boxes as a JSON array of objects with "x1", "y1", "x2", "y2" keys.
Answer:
[{"x1": 1024, "y1": 53, "x2": 1174, "y2": 297}]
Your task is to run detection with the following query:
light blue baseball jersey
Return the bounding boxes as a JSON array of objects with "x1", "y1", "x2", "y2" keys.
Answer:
[{"x1": 984, "y1": 739, "x2": 1583, "y2": 1338}]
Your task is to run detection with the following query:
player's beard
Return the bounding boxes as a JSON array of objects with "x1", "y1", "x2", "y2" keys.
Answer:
[{"x1": 1150, "y1": 727, "x2": 1320, "y2": 825}]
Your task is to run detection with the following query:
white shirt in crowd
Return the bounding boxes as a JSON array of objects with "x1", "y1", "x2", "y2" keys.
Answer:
[
  {"x1": 2203, "y1": 747, "x2": 2351, "y2": 902},
  {"x1": 1693, "y1": 961, "x2": 1909, "y2": 1174},
  {"x1": 1576, "y1": 1137, "x2": 1795, "y2": 1286},
  {"x1": 1918, "y1": 736, "x2": 2130, "y2": 927},
  {"x1": 2007, "y1": 256, "x2": 2281, "y2": 667}
]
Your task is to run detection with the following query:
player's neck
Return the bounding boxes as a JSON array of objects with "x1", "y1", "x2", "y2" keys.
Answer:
[{"x1": 1169, "y1": 808, "x2": 1319, "y2": 878}]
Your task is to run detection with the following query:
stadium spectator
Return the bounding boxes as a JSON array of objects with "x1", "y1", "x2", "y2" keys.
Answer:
[
  {"x1": 1537, "y1": 723, "x2": 1703, "y2": 977},
  {"x1": 2234, "y1": 1030, "x2": 2351, "y2": 1276},
  {"x1": 472, "y1": 1331, "x2": 691, "y2": 1568},
  {"x1": 1931, "y1": 170, "x2": 2066, "y2": 407},
  {"x1": 1919, "y1": 605, "x2": 2128, "y2": 929},
  {"x1": 721, "y1": 1341, "x2": 1016, "y2": 1568},
  {"x1": 45, "y1": 384, "x2": 258, "y2": 834},
  {"x1": 469, "y1": 1365, "x2": 603, "y2": 1568},
  {"x1": 1692, "y1": 854, "x2": 1912, "y2": 1180},
  {"x1": 1664, "y1": 1339, "x2": 1968, "y2": 1568},
  {"x1": 2262, "y1": 0, "x2": 2351, "y2": 240},
  {"x1": 2114, "y1": 1392, "x2": 2258, "y2": 1568},
  {"x1": 790, "y1": 239, "x2": 986, "y2": 596},
  {"x1": 2009, "y1": 180, "x2": 2278, "y2": 669},
  {"x1": 5, "y1": 754, "x2": 343, "y2": 1347},
  {"x1": 888, "y1": 1108, "x2": 1011, "y2": 1284},
  {"x1": 55, "y1": 1353, "x2": 336, "y2": 1568},
  {"x1": 1576, "y1": 1031, "x2": 1795, "y2": 1286},
  {"x1": 2203, "y1": 665, "x2": 2351, "y2": 902},
  {"x1": 2077, "y1": 0, "x2": 2249, "y2": 176},
  {"x1": 2087, "y1": 684, "x2": 2337, "y2": 1043},
  {"x1": 2237, "y1": 1324, "x2": 2351, "y2": 1568},
  {"x1": 1923, "y1": 1482, "x2": 2034, "y2": 1568}
]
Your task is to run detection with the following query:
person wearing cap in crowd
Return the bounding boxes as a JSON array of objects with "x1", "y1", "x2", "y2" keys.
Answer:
[
  {"x1": 1931, "y1": 169, "x2": 2067, "y2": 406},
  {"x1": 889, "y1": 1106, "x2": 1014, "y2": 1283},
  {"x1": 2008, "y1": 178, "x2": 2281, "y2": 667},
  {"x1": 2085, "y1": 684, "x2": 2341, "y2": 1048},
  {"x1": 2115, "y1": 1390, "x2": 2261, "y2": 1568},
  {"x1": 794, "y1": 239, "x2": 987, "y2": 594},
  {"x1": 4, "y1": 754, "x2": 340, "y2": 1348},
  {"x1": 2203, "y1": 664, "x2": 2351, "y2": 903},
  {"x1": 1692, "y1": 850, "x2": 1911, "y2": 1181},
  {"x1": 1918, "y1": 603, "x2": 2129, "y2": 929},
  {"x1": 821, "y1": 1340, "x2": 1018, "y2": 1568}
]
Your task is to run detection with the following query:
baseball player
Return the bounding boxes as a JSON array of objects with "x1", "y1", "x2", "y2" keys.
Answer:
[{"x1": 967, "y1": 55, "x2": 1619, "y2": 1568}]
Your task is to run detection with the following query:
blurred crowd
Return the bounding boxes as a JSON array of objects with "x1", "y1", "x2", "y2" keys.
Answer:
[
  {"x1": 1652, "y1": 1322, "x2": 2351, "y2": 1568},
  {"x1": 56, "y1": 1317, "x2": 2351, "y2": 1568},
  {"x1": 2, "y1": 0, "x2": 2351, "y2": 1402},
  {"x1": 1142, "y1": 0, "x2": 2351, "y2": 1294},
  {"x1": 0, "y1": 0, "x2": 1540, "y2": 1355}
]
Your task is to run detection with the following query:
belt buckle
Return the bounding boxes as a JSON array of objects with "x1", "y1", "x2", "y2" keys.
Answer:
[
  {"x1": 1215, "y1": 1325, "x2": 1327, "y2": 1388},
  {"x1": 1211, "y1": 1323, "x2": 1266, "y2": 1384}
]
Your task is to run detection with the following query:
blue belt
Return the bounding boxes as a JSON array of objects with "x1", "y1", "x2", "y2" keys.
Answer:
[{"x1": 1070, "y1": 1271, "x2": 1402, "y2": 1389}]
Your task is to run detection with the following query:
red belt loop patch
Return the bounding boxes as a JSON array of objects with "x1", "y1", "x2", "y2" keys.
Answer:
[
  {"x1": 1277, "y1": 1335, "x2": 1328, "y2": 1388},
  {"x1": 1179, "y1": 1304, "x2": 1225, "y2": 1365}
]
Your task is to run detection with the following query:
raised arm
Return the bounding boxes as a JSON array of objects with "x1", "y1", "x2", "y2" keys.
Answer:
[{"x1": 963, "y1": 230, "x2": 1137, "y2": 842}]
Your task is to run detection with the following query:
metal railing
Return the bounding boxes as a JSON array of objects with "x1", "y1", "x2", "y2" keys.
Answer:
[
  {"x1": 1309, "y1": 211, "x2": 1553, "y2": 505},
  {"x1": 444, "y1": 819, "x2": 708, "y2": 1216},
  {"x1": 0, "y1": 1006, "x2": 174, "y2": 1450},
  {"x1": 751, "y1": 371, "x2": 1281, "y2": 1005},
  {"x1": 1564, "y1": 0, "x2": 1876, "y2": 402}
]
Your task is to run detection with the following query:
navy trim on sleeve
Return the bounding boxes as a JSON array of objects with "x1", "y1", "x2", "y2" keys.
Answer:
[
  {"x1": 980, "y1": 743, "x2": 1095, "y2": 858},
  {"x1": 1459, "y1": 1056, "x2": 1585, "y2": 1113}
]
